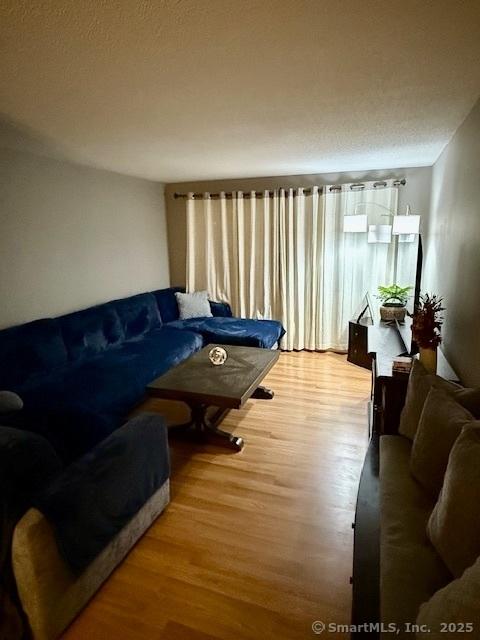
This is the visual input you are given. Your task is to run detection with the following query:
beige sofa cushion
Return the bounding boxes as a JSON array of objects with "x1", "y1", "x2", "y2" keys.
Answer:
[
  {"x1": 380, "y1": 435, "x2": 451, "y2": 637},
  {"x1": 416, "y1": 554, "x2": 480, "y2": 639},
  {"x1": 399, "y1": 361, "x2": 457, "y2": 440},
  {"x1": 399, "y1": 359, "x2": 480, "y2": 441},
  {"x1": 427, "y1": 424, "x2": 480, "y2": 578},
  {"x1": 410, "y1": 388, "x2": 473, "y2": 497}
]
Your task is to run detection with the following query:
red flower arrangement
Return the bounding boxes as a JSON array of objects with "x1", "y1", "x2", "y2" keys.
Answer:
[{"x1": 411, "y1": 293, "x2": 445, "y2": 349}]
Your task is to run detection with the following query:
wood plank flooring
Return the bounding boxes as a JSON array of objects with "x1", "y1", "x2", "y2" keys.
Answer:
[{"x1": 62, "y1": 351, "x2": 370, "y2": 640}]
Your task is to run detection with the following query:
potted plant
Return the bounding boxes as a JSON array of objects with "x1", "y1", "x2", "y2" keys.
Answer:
[
  {"x1": 411, "y1": 293, "x2": 444, "y2": 373},
  {"x1": 377, "y1": 284, "x2": 412, "y2": 322}
]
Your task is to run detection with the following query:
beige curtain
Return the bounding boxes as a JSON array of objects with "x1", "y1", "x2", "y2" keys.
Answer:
[
  {"x1": 186, "y1": 183, "x2": 416, "y2": 351},
  {"x1": 187, "y1": 188, "x2": 323, "y2": 350}
]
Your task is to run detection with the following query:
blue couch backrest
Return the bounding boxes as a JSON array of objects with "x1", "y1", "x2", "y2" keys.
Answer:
[
  {"x1": 112, "y1": 293, "x2": 161, "y2": 341},
  {"x1": 0, "y1": 319, "x2": 68, "y2": 388},
  {"x1": 59, "y1": 302, "x2": 125, "y2": 363},
  {"x1": 0, "y1": 288, "x2": 183, "y2": 386},
  {"x1": 152, "y1": 286, "x2": 185, "y2": 323}
]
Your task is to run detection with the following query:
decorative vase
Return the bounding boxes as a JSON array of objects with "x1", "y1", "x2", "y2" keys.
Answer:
[
  {"x1": 208, "y1": 346, "x2": 228, "y2": 366},
  {"x1": 379, "y1": 303, "x2": 406, "y2": 323},
  {"x1": 419, "y1": 347, "x2": 437, "y2": 374}
]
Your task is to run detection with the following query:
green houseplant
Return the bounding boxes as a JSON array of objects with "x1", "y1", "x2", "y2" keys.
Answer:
[{"x1": 377, "y1": 284, "x2": 412, "y2": 322}]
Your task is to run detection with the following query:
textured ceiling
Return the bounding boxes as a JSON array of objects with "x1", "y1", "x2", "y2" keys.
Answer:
[{"x1": 1, "y1": 0, "x2": 480, "y2": 182}]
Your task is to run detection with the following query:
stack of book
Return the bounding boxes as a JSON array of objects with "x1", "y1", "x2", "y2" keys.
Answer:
[{"x1": 392, "y1": 356, "x2": 413, "y2": 374}]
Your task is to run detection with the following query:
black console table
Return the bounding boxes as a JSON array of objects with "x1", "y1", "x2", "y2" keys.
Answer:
[{"x1": 369, "y1": 317, "x2": 458, "y2": 435}]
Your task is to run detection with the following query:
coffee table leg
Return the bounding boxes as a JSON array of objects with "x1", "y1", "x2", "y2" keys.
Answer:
[
  {"x1": 169, "y1": 403, "x2": 244, "y2": 451},
  {"x1": 252, "y1": 385, "x2": 274, "y2": 400},
  {"x1": 205, "y1": 421, "x2": 245, "y2": 451}
]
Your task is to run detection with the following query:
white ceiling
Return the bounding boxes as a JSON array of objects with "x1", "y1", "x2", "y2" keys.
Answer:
[{"x1": 1, "y1": 1, "x2": 480, "y2": 183}]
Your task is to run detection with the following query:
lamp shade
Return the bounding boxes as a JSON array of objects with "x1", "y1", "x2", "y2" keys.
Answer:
[
  {"x1": 367, "y1": 224, "x2": 392, "y2": 244},
  {"x1": 392, "y1": 214, "x2": 420, "y2": 235},
  {"x1": 343, "y1": 214, "x2": 367, "y2": 233}
]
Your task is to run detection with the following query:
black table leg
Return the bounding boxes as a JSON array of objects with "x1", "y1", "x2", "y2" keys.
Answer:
[
  {"x1": 169, "y1": 403, "x2": 244, "y2": 451},
  {"x1": 251, "y1": 385, "x2": 274, "y2": 400}
]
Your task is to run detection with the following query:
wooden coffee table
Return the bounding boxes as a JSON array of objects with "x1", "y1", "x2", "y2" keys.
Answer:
[{"x1": 146, "y1": 344, "x2": 279, "y2": 451}]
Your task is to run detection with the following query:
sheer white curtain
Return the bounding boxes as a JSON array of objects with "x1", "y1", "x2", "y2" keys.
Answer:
[
  {"x1": 322, "y1": 185, "x2": 397, "y2": 349},
  {"x1": 186, "y1": 182, "x2": 416, "y2": 351}
]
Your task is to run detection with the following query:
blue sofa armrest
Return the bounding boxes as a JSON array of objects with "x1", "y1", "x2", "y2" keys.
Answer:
[
  {"x1": 209, "y1": 301, "x2": 233, "y2": 317},
  {"x1": 35, "y1": 413, "x2": 170, "y2": 573}
]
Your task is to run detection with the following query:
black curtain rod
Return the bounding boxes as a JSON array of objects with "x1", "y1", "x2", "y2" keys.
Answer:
[{"x1": 173, "y1": 179, "x2": 406, "y2": 200}]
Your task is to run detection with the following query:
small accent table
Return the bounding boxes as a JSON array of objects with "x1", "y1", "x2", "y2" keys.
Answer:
[{"x1": 146, "y1": 344, "x2": 279, "y2": 451}]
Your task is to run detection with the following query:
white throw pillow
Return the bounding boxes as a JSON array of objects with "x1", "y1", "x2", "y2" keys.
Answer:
[{"x1": 175, "y1": 291, "x2": 212, "y2": 320}]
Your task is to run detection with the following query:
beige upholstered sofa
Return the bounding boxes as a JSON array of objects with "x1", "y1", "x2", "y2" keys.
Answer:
[{"x1": 379, "y1": 360, "x2": 480, "y2": 638}]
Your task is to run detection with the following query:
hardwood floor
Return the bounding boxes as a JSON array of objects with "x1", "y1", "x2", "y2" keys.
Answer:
[{"x1": 62, "y1": 351, "x2": 370, "y2": 640}]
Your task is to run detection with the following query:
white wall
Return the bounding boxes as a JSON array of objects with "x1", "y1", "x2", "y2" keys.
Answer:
[
  {"x1": 0, "y1": 148, "x2": 170, "y2": 328},
  {"x1": 165, "y1": 166, "x2": 432, "y2": 285},
  {"x1": 422, "y1": 97, "x2": 480, "y2": 386}
]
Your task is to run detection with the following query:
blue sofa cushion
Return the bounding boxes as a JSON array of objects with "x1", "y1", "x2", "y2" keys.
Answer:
[
  {"x1": 59, "y1": 302, "x2": 124, "y2": 362},
  {"x1": 119, "y1": 326, "x2": 204, "y2": 382},
  {"x1": 35, "y1": 413, "x2": 169, "y2": 573},
  {"x1": 14, "y1": 402, "x2": 121, "y2": 465},
  {"x1": 56, "y1": 326, "x2": 202, "y2": 419},
  {"x1": 167, "y1": 317, "x2": 285, "y2": 349},
  {"x1": 152, "y1": 286, "x2": 185, "y2": 323},
  {"x1": 7, "y1": 370, "x2": 123, "y2": 463},
  {"x1": 0, "y1": 319, "x2": 67, "y2": 388},
  {"x1": 210, "y1": 301, "x2": 233, "y2": 317},
  {"x1": 112, "y1": 293, "x2": 161, "y2": 340},
  {"x1": 0, "y1": 426, "x2": 63, "y2": 508}
]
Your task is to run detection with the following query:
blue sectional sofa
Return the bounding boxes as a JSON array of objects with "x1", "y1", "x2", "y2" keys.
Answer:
[{"x1": 0, "y1": 287, "x2": 284, "y2": 462}]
